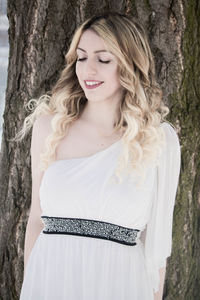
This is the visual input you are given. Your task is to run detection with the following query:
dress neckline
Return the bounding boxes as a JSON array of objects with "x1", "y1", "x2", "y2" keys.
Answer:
[{"x1": 50, "y1": 137, "x2": 122, "y2": 166}]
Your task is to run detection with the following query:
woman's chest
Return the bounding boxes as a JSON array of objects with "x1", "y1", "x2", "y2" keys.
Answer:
[{"x1": 39, "y1": 157, "x2": 156, "y2": 228}]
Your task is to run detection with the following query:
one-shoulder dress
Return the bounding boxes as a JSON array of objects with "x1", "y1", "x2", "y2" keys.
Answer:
[{"x1": 19, "y1": 122, "x2": 181, "y2": 300}]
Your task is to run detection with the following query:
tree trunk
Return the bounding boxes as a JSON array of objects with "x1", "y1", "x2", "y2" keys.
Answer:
[{"x1": 0, "y1": 0, "x2": 199, "y2": 299}]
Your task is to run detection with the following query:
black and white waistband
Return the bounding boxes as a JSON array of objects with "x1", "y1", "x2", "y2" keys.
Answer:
[{"x1": 41, "y1": 216, "x2": 140, "y2": 246}]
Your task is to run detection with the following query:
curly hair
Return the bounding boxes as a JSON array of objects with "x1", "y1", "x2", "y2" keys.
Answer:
[{"x1": 13, "y1": 11, "x2": 169, "y2": 186}]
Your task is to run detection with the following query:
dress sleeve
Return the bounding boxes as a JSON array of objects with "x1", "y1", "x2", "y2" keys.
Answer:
[{"x1": 144, "y1": 122, "x2": 181, "y2": 293}]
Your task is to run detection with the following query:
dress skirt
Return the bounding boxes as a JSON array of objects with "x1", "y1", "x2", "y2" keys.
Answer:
[{"x1": 20, "y1": 230, "x2": 153, "y2": 300}]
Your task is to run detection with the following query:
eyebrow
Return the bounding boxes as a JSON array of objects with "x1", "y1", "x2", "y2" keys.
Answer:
[{"x1": 77, "y1": 47, "x2": 109, "y2": 53}]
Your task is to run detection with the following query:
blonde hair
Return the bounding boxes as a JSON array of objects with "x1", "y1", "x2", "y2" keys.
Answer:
[{"x1": 12, "y1": 11, "x2": 169, "y2": 185}]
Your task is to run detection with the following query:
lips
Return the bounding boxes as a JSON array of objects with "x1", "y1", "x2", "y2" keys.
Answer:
[{"x1": 84, "y1": 80, "x2": 104, "y2": 89}]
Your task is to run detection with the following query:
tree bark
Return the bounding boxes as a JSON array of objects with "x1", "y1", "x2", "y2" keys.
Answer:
[{"x1": 0, "y1": 0, "x2": 199, "y2": 299}]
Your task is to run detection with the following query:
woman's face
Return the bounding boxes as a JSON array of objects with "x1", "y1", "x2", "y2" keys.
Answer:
[{"x1": 75, "y1": 29, "x2": 123, "y2": 103}]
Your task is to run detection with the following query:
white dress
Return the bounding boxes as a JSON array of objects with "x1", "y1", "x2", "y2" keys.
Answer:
[{"x1": 20, "y1": 122, "x2": 181, "y2": 300}]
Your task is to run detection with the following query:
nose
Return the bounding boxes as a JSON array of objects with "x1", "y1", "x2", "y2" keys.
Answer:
[{"x1": 84, "y1": 58, "x2": 97, "y2": 76}]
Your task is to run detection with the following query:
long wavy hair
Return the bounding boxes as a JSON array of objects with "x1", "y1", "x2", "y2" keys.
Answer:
[{"x1": 13, "y1": 11, "x2": 169, "y2": 185}]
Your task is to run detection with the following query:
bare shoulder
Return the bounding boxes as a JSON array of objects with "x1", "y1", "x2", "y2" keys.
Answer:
[
  {"x1": 32, "y1": 113, "x2": 54, "y2": 138},
  {"x1": 30, "y1": 113, "x2": 56, "y2": 183},
  {"x1": 31, "y1": 113, "x2": 55, "y2": 157}
]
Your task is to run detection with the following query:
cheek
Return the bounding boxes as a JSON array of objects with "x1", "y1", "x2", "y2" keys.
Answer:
[
  {"x1": 108, "y1": 66, "x2": 120, "y2": 86},
  {"x1": 75, "y1": 63, "x2": 81, "y2": 79}
]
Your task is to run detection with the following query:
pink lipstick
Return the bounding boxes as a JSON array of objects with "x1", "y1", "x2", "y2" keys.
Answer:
[{"x1": 84, "y1": 80, "x2": 104, "y2": 89}]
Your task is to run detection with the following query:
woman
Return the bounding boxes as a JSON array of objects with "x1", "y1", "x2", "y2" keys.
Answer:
[{"x1": 18, "y1": 11, "x2": 181, "y2": 300}]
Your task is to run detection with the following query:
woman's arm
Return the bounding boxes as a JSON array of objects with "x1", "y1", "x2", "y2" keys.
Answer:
[
  {"x1": 23, "y1": 114, "x2": 53, "y2": 274},
  {"x1": 154, "y1": 267, "x2": 166, "y2": 300}
]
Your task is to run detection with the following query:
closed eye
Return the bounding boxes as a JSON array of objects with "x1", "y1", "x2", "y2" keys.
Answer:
[
  {"x1": 77, "y1": 58, "x2": 110, "y2": 64},
  {"x1": 99, "y1": 59, "x2": 110, "y2": 64},
  {"x1": 76, "y1": 58, "x2": 87, "y2": 62}
]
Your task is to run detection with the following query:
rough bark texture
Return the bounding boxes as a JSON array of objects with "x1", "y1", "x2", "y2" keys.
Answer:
[{"x1": 0, "y1": 0, "x2": 199, "y2": 299}]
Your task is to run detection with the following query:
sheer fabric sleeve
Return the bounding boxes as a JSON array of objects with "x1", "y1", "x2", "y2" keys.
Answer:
[{"x1": 144, "y1": 122, "x2": 181, "y2": 293}]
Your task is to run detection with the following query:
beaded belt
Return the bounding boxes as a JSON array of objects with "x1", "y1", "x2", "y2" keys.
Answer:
[{"x1": 41, "y1": 216, "x2": 140, "y2": 246}]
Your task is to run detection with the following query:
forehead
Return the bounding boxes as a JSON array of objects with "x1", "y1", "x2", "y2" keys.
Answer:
[{"x1": 77, "y1": 29, "x2": 109, "y2": 52}]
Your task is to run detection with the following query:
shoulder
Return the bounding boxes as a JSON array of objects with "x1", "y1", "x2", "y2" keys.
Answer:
[
  {"x1": 31, "y1": 113, "x2": 55, "y2": 155},
  {"x1": 33, "y1": 113, "x2": 55, "y2": 130},
  {"x1": 157, "y1": 122, "x2": 181, "y2": 183},
  {"x1": 32, "y1": 113, "x2": 55, "y2": 138},
  {"x1": 157, "y1": 122, "x2": 181, "y2": 168},
  {"x1": 159, "y1": 121, "x2": 180, "y2": 151}
]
